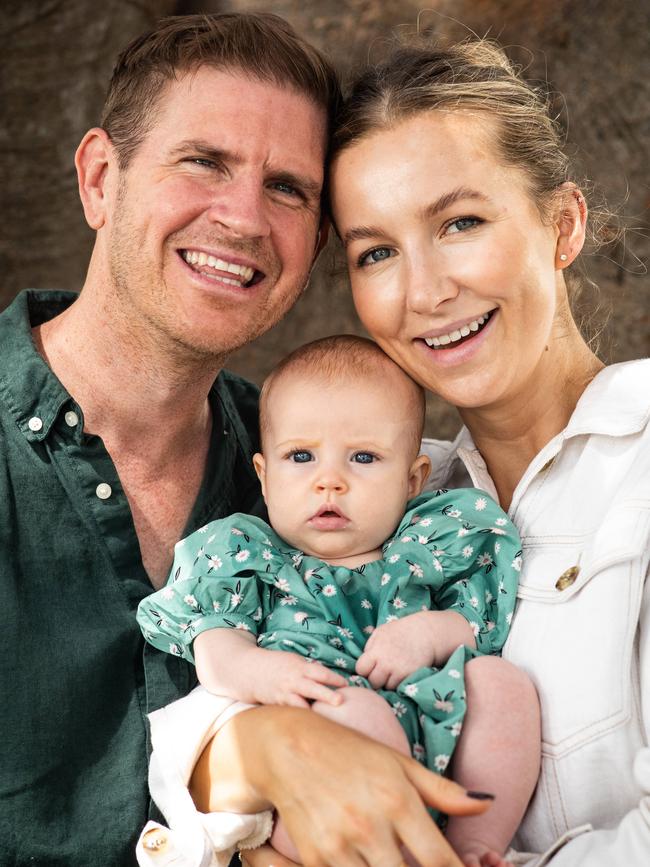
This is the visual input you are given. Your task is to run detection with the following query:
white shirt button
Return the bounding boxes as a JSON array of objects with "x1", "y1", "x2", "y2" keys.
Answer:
[
  {"x1": 96, "y1": 483, "x2": 112, "y2": 500},
  {"x1": 28, "y1": 416, "x2": 43, "y2": 432},
  {"x1": 64, "y1": 411, "x2": 79, "y2": 427}
]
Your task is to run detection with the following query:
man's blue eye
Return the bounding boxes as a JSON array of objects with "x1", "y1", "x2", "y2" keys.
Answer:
[
  {"x1": 352, "y1": 452, "x2": 375, "y2": 464},
  {"x1": 290, "y1": 451, "x2": 313, "y2": 463}
]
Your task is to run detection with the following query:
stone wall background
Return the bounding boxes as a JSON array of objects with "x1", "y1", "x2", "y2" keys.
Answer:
[{"x1": 1, "y1": 0, "x2": 648, "y2": 438}]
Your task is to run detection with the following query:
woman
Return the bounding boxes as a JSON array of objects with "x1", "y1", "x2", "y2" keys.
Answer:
[{"x1": 138, "y1": 38, "x2": 649, "y2": 867}]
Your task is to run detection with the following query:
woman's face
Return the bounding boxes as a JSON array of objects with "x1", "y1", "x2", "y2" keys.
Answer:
[{"x1": 331, "y1": 111, "x2": 563, "y2": 411}]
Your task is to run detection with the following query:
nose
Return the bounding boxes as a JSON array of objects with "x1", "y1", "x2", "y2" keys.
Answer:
[
  {"x1": 405, "y1": 253, "x2": 459, "y2": 315},
  {"x1": 314, "y1": 465, "x2": 348, "y2": 496},
  {"x1": 205, "y1": 173, "x2": 271, "y2": 240}
]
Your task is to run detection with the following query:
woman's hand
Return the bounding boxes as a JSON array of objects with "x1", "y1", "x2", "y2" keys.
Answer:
[{"x1": 191, "y1": 706, "x2": 493, "y2": 866}]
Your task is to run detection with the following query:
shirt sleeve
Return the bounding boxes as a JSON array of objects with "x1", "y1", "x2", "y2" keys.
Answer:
[
  {"x1": 391, "y1": 490, "x2": 522, "y2": 654},
  {"x1": 136, "y1": 514, "x2": 282, "y2": 662}
]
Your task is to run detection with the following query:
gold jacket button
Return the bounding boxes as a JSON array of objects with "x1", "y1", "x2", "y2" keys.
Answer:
[
  {"x1": 556, "y1": 566, "x2": 580, "y2": 591},
  {"x1": 141, "y1": 827, "x2": 168, "y2": 852}
]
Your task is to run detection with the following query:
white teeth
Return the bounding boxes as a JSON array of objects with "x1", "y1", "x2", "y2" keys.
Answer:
[
  {"x1": 424, "y1": 312, "x2": 492, "y2": 348},
  {"x1": 182, "y1": 250, "x2": 255, "y2": 284}
]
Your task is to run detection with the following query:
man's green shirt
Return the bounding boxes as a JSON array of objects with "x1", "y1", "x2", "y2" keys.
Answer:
[{"x1": 0, "y1": 291, "x2": 263, "y2": 866}]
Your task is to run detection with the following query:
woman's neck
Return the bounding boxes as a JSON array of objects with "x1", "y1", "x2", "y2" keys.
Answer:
[{"x1": 460, "y1": 323, "x2": 604, "y2": 511}]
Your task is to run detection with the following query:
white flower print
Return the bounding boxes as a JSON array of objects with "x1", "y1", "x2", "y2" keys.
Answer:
[
  {"x1": 494, "y1": 541, "x2": 502, "y2": 554},
  {"x1": 388, "y1": 554, "x2": 401, "y2": 564},
  {"x1": 253, "y1": 607, "x2": 263, "y2": 622},
  {"x1": 184, "y1": 594, "x2": 198, "y2": 608},
  {"x1": 409, "y1": 563, "x2": 424, "y2": 578},
  {"x1": 381, "y1": 572, "x2": 392, "y2": 586},
  {"x1": 291, "y1": 553, "x2": 303, "y2": 567},
  {"x1": 392, "y1": 701, "x2": 407, "y2": 719},
  {"x1": 161, "y1": 587, "x2": 174, "y2": 600},
  {"x1": 334, "y1": 657, "x2": 347, "y2": 668},
  {"x1": 275, "y1": 578, "x2": 291, "y2": 592},
  {"x1": 349, "y1": 675, "x2": 364, "y2": 685},
  {"x1": 304, "y1": 569, "x2": 316, "y2": 581},
  {"x1": 462, "y1": 545, "x2": 474, "y2": 559},
  {"x1": 329, "y1": 637, "x2": 343, "y2": 648},
  {"x1": 470, "y1": 622, "x2": 480, "y2": 637},
  {"x1": 262, "y1": 548, "x2": 273, "y2": 561},
  {"x1": 280, "y1": 595, "x2": 297, "y2": 606},
  {"x1": 448, "y1": 669, "x2": 461, "y2": 679},
  {"x1": 417, "y1": 535, "x2": 428, "y2": 545},
  {"x1": 511, "y1": 554, "x2": 523, "y2": 572},
  {"x1": 385, "y1": 615, "x2": 398, "y2": 623},
  {"x1": 212, "y1": 600, "x2": 221, "y2": 612},
  {"x1": 474, "y1": 497, "x2": 487, "y2": 511},
  {"x1": 169, "y1": 643, "x2": 182, "y2": 656},
  {"x1": 363, "y1": 625, "x2": 374, "y2": 635},
  {"x1": 404, "y1": 683, "x2": 419, "y2": 698},
  {"x1": 337, "y1": 626, "x2": 353, "y2": 639},
  {"x1": 477, "y1": 552, "x2": 493, "y2": 567},
  {"x1": 207, "y1": 533, "x2": 216, "y2": 544},
  {"x1": 457, "y1": 527, "x2": 470, "y2": 538},
  {"x1": 432, "y1": 557, "x2": 443, "y2": 572},
  {"x1": 491, "y1": 527, "x2": 507, "y2": 536},
  {"x1": 392, "y1": 597, "x2": 407, "y2": 610},
  {"x1": 470, "y1": 596, "x2": 479, "y2": 609},
  {"x1": 294, "y1": 612, "x2": 308, "y2": 623},
  {"x1": 447, "y1": 508, "x2": 462, "y2": 519},
  {"x1": 434, "y1": 698, "x2": 454, "y2": 713},
  {"x1": 400, "y1": 535, "x2": 414, "y2": 543},
  {"x1": 208, "y1": 555, "x2": 222, "y2": 571},
  {"x1": 487, "y1": 620, "x2": 495, "y2": 631},
  {"x1": 322, "y1": 584, "x2": 337, "y2": 597},
  {"x1": 485, "y1": 590, "x2": 494, "y2": 604},
  {"x1": 412, "y1": 743, "x2": 425, "y2": 761},
  {"x1": 230, "y1": 593, "x2": 243, "y2": 608},
  {"x1": 419, "y1": 518, "x2": 432, "y2": 527},
  {"x1": 506, "y1": 611, "x2": 513, "y2": 625},
  {"x1": 235, "y1": 550, "x2": 250, "y2": 563},
  {"x1": 282, "y1": 639, "x2": 295, "y2": 648},
  {"x1": 361, "y1": 599, "x2": 372, "y2": 610},
  {"x1": 495, "y1": 517, "x2": 508, "y2": 526},
  {"x1": 434, "y1": 754, "x2": 450, "y2": 772},
  {"x1": 235, "y1": 622, "x2": 251, "y2": 631},
  {"x1": 231, "y1": 527, "x2": 244, "y2": 536},
  {"x1": 450, "y1": 722, "x2": 463, "y2": 737}
]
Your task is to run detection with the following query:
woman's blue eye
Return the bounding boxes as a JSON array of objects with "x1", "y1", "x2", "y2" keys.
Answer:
[
  {"x1": 352, "y1": 452, "x2": 375, "y2": 464},
  {"x1": 359, "y1": 247, "x2": 393, "y2": 267},
  {"x1": 290, "y1": 450, "x2": 313, "y2": 463},
  {"x1": 447, "y1": 216, "x2": 481, "y2": 234}
]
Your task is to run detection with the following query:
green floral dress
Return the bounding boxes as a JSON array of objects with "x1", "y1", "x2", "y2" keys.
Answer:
[{"x1": 138, "y1": 489, "x2": 521, "y2": 783}]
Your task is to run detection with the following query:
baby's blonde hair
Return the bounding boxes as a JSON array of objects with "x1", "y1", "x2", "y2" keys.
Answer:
[{"x1": 259, "y1": 335, "x2": 426, "y2": 458}]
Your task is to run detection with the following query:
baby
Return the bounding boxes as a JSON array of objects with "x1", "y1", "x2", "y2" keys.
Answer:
[{"x1": 138, "y1": 336, "x2": 540, "y2": 867}]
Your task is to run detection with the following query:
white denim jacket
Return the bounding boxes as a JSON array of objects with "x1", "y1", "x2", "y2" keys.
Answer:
[{"x1": 137, "y1": 359, "x2": 650, "y2": 867}]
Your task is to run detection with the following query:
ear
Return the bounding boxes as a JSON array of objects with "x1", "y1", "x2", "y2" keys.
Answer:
[
  {"x1": 75, "y1": 128, "x2": 116, "y2": 231},
  {"x1": 407, "y1": 454, "x2": 432, "y2": 499},
  {"x1": 252, "y1": 453, "x2": 267, "y2": 499},
  {"x1": 555, "y1": 184, "x2": 587, "y2": 270}
]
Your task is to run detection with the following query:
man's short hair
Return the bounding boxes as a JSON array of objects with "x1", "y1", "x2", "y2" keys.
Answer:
[
  {"x1": 101, "y1": 13, "x2": 341, "y2": 168},
  {"x1": 259, "y1": 335, "x2": 426, "y2": 458}
]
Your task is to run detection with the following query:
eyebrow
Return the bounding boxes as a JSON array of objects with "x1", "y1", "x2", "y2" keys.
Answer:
[
  {"x1": 342, "y1": 186, "x2": 490, "y2": 247},
  {"x1": 169, "y1": 139, "x2": 322, "y2": 202}
]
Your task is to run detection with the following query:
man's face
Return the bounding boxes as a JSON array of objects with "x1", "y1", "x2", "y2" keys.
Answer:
[{"x1": 104, "y1": 68, "x2": 327, "y2": 358}]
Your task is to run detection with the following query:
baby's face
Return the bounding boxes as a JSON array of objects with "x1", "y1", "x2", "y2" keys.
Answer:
[{"x1": 254, "y1": 373, "x2": 429, "y2": 567}]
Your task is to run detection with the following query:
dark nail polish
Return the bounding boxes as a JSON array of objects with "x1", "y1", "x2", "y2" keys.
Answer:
[{"x1": 466, "y1": 790, "x2": 495, "y2": 800}]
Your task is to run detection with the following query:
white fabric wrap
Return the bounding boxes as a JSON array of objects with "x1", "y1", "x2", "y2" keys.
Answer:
[{"x1": 136, "y1": 687, "x2": 273, "y2": 867}]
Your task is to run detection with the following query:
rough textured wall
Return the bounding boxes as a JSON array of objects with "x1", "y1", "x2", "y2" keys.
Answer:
[{"x1": 1, "y1": 0, "x2": 648, "y2": 438}]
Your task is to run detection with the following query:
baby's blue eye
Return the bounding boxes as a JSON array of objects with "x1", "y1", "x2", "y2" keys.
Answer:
[
  {"x1": 358, "y1": 247, "x2": 393, "y2": 267},
  {"x1": 290, "y1": 450, "x2": 313, "y2": 463},
  {"x1": 352, "y1": 452, "x2": 375, "y2": 464}
]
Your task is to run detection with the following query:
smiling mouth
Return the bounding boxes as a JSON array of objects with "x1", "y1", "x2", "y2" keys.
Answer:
[
  {"x1": 180, "y1": 249, "x2": 264, "y2": 288},
  {"x1": 422, "y1": 309, "x2": 496, "y2": 350}
]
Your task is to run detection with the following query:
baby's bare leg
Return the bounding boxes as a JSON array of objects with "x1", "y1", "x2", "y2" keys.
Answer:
[
  {"x1": 270, "y1": 686, "x2": 411, "y2": 861},
  {"x1": 445, "y1": 656, "x2": 540, "y2": 866}
]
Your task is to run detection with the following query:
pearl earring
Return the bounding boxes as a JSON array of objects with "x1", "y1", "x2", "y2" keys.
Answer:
[{"x1": 560, "y1": 254, "x2": 568, "y2": 261}]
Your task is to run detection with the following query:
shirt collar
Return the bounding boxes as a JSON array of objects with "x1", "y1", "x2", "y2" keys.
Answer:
[{"x1": 0, "y1": 290, "x2": 81, "y2": 443}]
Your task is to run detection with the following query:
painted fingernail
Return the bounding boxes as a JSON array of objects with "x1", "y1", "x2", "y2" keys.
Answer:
[{"x1": 466, "y1": 790, "x2": 495, "y2": 800}]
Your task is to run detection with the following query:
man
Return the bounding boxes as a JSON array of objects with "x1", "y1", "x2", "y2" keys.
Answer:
[
  {"x1": 0, "y1": 13, "x2": 484, "y2": 867},
  {"x1": 0, "y1": 14, "x2": 336, "y2": 865}
]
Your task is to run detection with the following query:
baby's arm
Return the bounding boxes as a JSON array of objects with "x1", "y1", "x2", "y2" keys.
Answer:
[
  {"x1": 193, "y1": 627, "x2": 347, "y2": 708},
  {"x1": 356, "y1": 610, "x2": 475, "y2": 689}
]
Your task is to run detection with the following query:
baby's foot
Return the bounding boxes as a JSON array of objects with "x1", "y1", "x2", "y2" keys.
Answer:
[{"x1": 463, "y1": 850, "x2": 513, "y2": 867}]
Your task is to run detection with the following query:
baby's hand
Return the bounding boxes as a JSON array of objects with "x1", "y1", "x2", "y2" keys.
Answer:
[
  {"x1": 355, "y1": 611, "x2": 439, "y2": 690},
  {"x1": 463, "y1": 851, "x2": 513, "y2": 867},
  {"x1": 246, "y1": 649, "x2": 347, "y2": 708}
]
